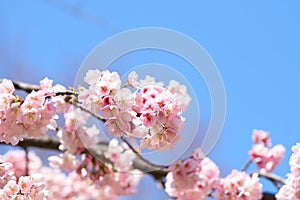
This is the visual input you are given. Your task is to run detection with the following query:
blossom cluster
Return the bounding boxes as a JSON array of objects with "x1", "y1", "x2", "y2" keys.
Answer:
[
  {"x1": 165, "y1": 148, "x2": 263, "y2": 200},
  {"x1": 1, "y1": 70, "x2": 191, "y2": 152},
  {"x1": 1, "y1": 139, "x2": 143, "y2": 200},
  {"x1": 49, "y1": 138, "x2": 142, "y2": 199},
  {"x1": 164, "y1": 130, "x2": 292, "y2": 200},
  {"x1": 0, "y1": 78, "x2": 57, "y2": 145},
  {"x1": 249, "y1": 129, "x2": 285, "y2": 172},
  {"x1": 78, "y1": 70, "x2": 191, "y2": 151},
  {"x1": 1, "y1": 72, "x2": 300, "y2": 200},
  {"x1": 0, "y1": 156, "x2": 47, "y2": 200},
  {"x1": 276, "y1": 143, "x2": 300, "y2": 199},
  {"x1": 214, "y1": 170, "x2": 262, "y2": 200},
  {"x1": 57, "y1": 106, "x2": 100, "y2": 154},
  {"x1": 165, "y1": 149, "x2": 220, "y2": 200}
]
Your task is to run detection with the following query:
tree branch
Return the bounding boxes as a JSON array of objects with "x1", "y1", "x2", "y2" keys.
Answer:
[
  {"x1": 0, "y1": 78, "x2": 40, "y2": 93},
  {"x1": 0, "y1": 136, "x2": 168, "y2": 181},
  {"x1": 262, "y1": 192, "x2": 276, "y2": 200},
  {"x1": 251, "y1": 171, "x2": 286, "y2": 186},
  {"x1": 241, "y1": 158, "x2": 252, "y2": 171},
  {"x1": 0, "y1": 78, "x2": 283, "y2": 199},
  {"x1": 0, "y1": 78, "x2": 168, "y2": 178}
]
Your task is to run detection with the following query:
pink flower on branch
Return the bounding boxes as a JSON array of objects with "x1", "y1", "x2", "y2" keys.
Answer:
[
  {"x1": 77, "y1": 70, "x2": 191, "y2": 152},
  {"x1": 249, "y1": 130, "x2": 285, "y2": 172},
  {"x1": 165, "y1": 149, "x2": 220, "y2": 200},
  {"x1": 214, "y1": 170, "x2": 262, "y2": 200},
  {"x1": 0, "y1": 78, "x2": 58, "y2": 145},
  {"x1": 252, "y1": 129, "x2": 272, "y2": 146},
  {"x1": 0, "y1": 157, "x2": 47, "y2": 200},
  {"x1": 276, "y1": 143, "x2": 300, "y2": 199}
]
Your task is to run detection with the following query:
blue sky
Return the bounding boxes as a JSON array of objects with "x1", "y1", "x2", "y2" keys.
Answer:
[{"x1": 1, "y1": 1, "x2": 300, "y2": 199}]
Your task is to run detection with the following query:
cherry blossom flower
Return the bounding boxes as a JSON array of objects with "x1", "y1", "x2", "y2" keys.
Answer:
[
  {"x1": 57, "y1": 107, "x2": 99, "y2": 153},
  {"x1": 114, "y1": 88, "x2": 134, "y2": 111},
  {"x1": 0, "y1": 78, "x2": 57, "y2": 145},
  {"x1": 252, "y1": 129, "x2": 271, "y2": 146},
  {"x1": 106, "y1": 139, "x2": 135, "y2": 171},
  {"x1": 77, "y1": 70, "x2": 190, "y2": 151},
  {"x1": 0, "y1": 79, "x2": 14, "y2": 94},
  {"x1": 84, "y1": 69, "x2": 101, "y2": 85},
  {"x1": 165, "y1": 148, "x2": 220, "y2": 200},
  {"x1": 3, "y1": 150, "x2": 42, "y2": 178},
  {"x1": 40, "y1": 77, "x2": 54, "y2": 96},
  {"x1": 249, "y1": 136, "x2": 285, "y2": 172},
  {"x1": 128, "y1": 71, "x2": 163, "y2": 88},
  {"x1": 48, "y1": 152, "x2": 79, "y2": 172},
  {"x1": 168, "y1": 80, "x2": 191, "y2": 112},
  {"x1": 214, "y1": 170, "x2": 262, "y2": 200},
  {"x1": 276, "y1": 143, "x2": 300, "y2": 200},
  {"x1": 0, "y1": 158, "x2": 48, "y2": 200}
]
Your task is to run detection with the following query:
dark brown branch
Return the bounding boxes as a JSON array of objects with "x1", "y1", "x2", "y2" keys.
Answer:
[
  {"x1": 262, "y1": 192, "x2": 276, "y2": 200},
  {"x1": 23, "y1": 146, "x2": 29, "y2": 176},
  {"x1": 17, "y1": 136, "x2": 62, "y2": 150}
]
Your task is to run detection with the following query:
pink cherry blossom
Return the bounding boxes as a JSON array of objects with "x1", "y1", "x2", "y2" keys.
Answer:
[
  {"x1": 40, "y1": 77, "x2": 54, "y2": 96},
  {"x1": 128, "y1": 71, "x2": 140, "y2": 88},
  {"x1": 0, "y1": 78, "x2": 57, "y2": 145},
  {"x1": 276, "y1": 143, "x2": 300, "y2": 199},
  {"x1": 0, "y1": 158, "x2": 47, "y2": 200},
  {"x1": 249, "y1": 143, "x2": 285, "y2": 172},
  {"x1": 3, "y1": 150, "x2": 42, "y2": 178},
  {"x1": 77, "y1": 70, "x2": 190, "y2": 151},
  {"x1": 84, "y1": 69, "x2": 101, "y2": 85},
  {"x1": 106, "y1": 139, "x2": 136, "y2": 171},
  {"x1": 114, "y1": 88, "x2": 134, "y2": 111},
  {"x1": 140, "y1": 110, "x2": 157, "y2": 127},
  {"x1": 168, "y1": 80, "x2": 191, "y2": 112},
  {"x1": 57, "y1": 107, "x2": 99, "y2": 153},
  {"x1": 128, "y1": 71, "x2": 163, "y2": 88},
  {"x1": 0, "y1": 158, "x2": 15, "y2": 188},
  {"x1": 252, "y1": 129, "x2": 271, "y2": 146},
  {"x1": 0, "y1": 79, "x2": 15, "y2": 94},
  {"x1": 107, "y1": 138, "x2": 123, "y2": 162},
  {"x1": 290, "y1": 143, "x2": 300, "y2": 176},
  {"x1": 165, "y1": 148, "x2": 220, "y2": 200},
  {"x1": 214, "y1": 170, "x2": 262, "y2": 200},
  {"x1": 48, "y1": 152, "x2": 79, "y2": 172}
]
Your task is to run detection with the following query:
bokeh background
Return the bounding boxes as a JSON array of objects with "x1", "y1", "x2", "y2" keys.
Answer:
[{"x1": 1, "y1": 1, "x2": 300, "y2": 199}]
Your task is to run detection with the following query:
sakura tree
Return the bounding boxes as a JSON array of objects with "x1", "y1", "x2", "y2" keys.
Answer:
[{"x1": 0, "y1": 70, "x2": 299, "y2": 200}]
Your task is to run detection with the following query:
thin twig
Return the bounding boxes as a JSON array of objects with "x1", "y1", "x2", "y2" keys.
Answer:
[
  {"x1": 70, "y1": 101, "x2": 106, "y2": 122},
  {"x1": 241, "y1": 158, "x2": 252, "y2": 171},
  {"x1": 54, "y1": 91, "x2": 79, "y2": 97},
  {"x1": 121, "y1": 136, "x2": 168, "y2": 169},
  {"x1": 121, "y1": 136, "x2": 139, "y2": 154},
  {"x1": 251, "y1": 171, "x2": 286, "y2": 186}
]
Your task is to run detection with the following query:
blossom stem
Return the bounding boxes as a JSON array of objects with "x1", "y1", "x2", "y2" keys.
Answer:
[
  {"x1": 241, "y1": 158, "x2": 252, "y2": 171},
  {"x1": 251, "y1": 171, "x2": 286, "y2": 187}
]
